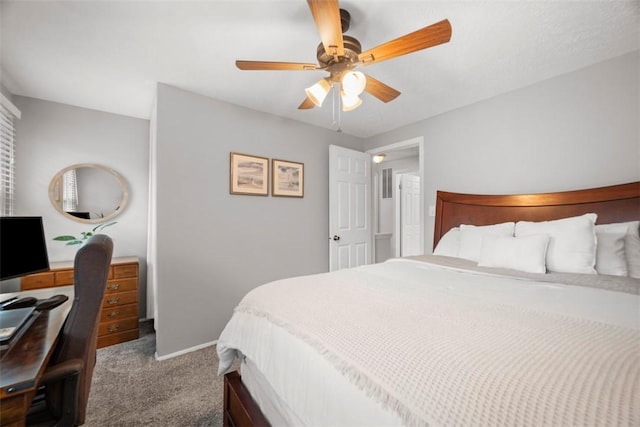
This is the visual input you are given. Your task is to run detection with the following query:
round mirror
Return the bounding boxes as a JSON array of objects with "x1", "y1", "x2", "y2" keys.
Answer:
[{"x1": 49, "y1": 163, "x2": 129, "y2": 224}]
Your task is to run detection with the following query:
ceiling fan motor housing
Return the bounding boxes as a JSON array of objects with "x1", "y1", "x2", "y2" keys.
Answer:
[
  {"x1": 339, "y1": 8, "x2": 351, "y2": 33},
  {"x1": 316, "y1": 8, "x2": 361, "y2": 81},
  {"x1": 316, "y1": 35, "x2": 362, "y2": 80}
]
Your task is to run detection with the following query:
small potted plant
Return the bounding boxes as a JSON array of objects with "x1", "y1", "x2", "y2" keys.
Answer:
[{"x1": 53, "y1": 222, "x2": 117, "y2": 246}]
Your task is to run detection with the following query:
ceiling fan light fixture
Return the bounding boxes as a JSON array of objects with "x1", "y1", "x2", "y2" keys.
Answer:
[
  {"x1": 341, "y1": 70, "x2": 366, "y2": 95},
  {"x1": 305, "y1": 78, "x2": 331, "y2": 107},
  {"x1": 341, "y1": 91, "x2": 362, "y2": 111}
]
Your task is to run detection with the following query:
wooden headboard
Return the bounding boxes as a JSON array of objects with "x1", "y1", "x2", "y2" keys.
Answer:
[{"x1": 433, "y1": 181, "x2": 640, "y2": 249}]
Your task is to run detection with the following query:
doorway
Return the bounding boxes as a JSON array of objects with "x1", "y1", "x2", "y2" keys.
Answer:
[
  {"x1": 396, "y1": 173, "x2": 422, "y2": 257},
  {"x1": 328, "y1": 145, "x2": 372, "y2": 271},
  {"x1": 367, "y1": 137, "x2": 424, "y2": 262}
]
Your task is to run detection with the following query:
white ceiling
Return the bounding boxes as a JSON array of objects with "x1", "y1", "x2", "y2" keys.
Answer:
[{"x1": 1, "y1": 1, "x2": 638, "y2": 138}]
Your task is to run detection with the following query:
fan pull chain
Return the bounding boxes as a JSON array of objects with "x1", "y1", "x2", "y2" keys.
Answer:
[
  {"x1": 331, "y1": 83, "x2": 337, "y2": 129},
  {"x1": 332, "y1": 83, "x2": 342, "y2": 133}
]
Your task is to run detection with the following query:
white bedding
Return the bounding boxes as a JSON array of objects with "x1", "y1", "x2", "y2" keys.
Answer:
[
  {"x1": 238, "y1": 326, "x2": 403, "y2": 425},
  {"x1": 217, "y1": 256, "x2": 640, "y2": 426}
]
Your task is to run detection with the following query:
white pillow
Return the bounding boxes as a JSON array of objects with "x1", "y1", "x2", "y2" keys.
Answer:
[
  {"x1": 515, "y1": 213, "x2": 597, "y2": 274},
  {"x1": 595, "y1": 223, "x2": 628, "y2": 276},
  {"x1": 433, "y1": 227, "x2": 460, "y2": 257},
  {"x1": 598, "y1": 221, "x2": 640, "y2": 278},
  {"x1": 458, "y1": 222, "x2": 515, "y2": 262},
  {"x1": 478, "y1": 234, "x2": 550, "y2": 274},
  {"x1": 624, "y1": 221, "x2": 640, "y2": 279}
]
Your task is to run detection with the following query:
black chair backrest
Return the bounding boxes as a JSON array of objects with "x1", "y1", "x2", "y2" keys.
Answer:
[{"x1": 48, "y1": 234, "x2": 113, "y2": 424}]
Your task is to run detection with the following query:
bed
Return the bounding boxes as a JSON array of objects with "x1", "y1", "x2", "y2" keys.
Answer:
[{"x1": 217, "y1": 181, "x2": 640, "y2": 427}]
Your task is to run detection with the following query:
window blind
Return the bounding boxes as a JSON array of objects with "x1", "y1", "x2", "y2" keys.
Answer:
[
  {"x1": 62, "y1": 169, "x2": 78, "y2": 212},
  {"x1": 0, "y1": 103, "x2": 16, "y2": 216},
  {"x1": 382, "y1": 168, "x2": 392, "y2": 199}
]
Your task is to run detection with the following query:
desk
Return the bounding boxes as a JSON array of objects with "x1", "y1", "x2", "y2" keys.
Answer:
[{"x1": 0, "y1": 286, "x2": 73, "y2": 427}]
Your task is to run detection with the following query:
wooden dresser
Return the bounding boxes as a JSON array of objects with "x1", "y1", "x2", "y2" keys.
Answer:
[{"x1": 21, "y1": 256, "x2": 140, "y2": 348}]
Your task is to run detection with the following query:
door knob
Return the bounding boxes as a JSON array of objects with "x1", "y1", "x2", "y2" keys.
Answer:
[{"x1": 332, "y1": 235, "x2": 341, "y2": 241}]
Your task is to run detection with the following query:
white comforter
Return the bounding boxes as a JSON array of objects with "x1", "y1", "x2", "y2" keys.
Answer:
[{"x1": 217, "y1": 257, "x2": 640, "y2": 426}]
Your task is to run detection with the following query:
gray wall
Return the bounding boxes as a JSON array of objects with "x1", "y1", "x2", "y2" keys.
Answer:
[
  {"x1": 153, "y1": 84, "x2": 363, "y2": 357},
  {"x1": 1, "y1": 84, "x2": 13, "y2": 100},
  {"x1": 12, "y1": 96, "x2": 150, "y2": 316},
  {"x1": 365, "y1": 51, "x2": 640, "y2": 250}
]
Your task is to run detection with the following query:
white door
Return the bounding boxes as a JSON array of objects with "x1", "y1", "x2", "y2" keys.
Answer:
[
  {"x1": 400, "y1": 174, "x2": 422, "y2": 256},
  {"x1": 329, "y1": 145, "x2": 371, "y2": 271}
]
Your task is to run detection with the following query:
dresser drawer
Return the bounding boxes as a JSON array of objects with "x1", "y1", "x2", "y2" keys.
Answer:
[
  {"x1": 100, "y1": 303, "x2": 138, "y2": 322},
  {"x1": 105, "y1": 277, "x2": 137, "y2": 294},
  {"x1": 55, "y1": 270, "x2": 74, "y2": 285},
  {"x1": 98, "y1": 317, "x2": 138, "y2": 337},
  {"x1": 97, "y1": 329, "x2": 139, "y2": 349},
  {"x1": 102, "y1": 291, "x2": 137, "y2": 308},
  {"x1": 21, "y1": 272, "x2": 55, "y2": 290},
  {"x1": 111, "y1": 263, "x2": 138, "y2": 279}
]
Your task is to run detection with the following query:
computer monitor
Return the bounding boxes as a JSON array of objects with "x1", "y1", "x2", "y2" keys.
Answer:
[
  {"x1": 0, "y1": 216, "x2": 50, "y2": 280},
  {"x1": 66, "y1": 211, "x2": 91, "y2": 219}
]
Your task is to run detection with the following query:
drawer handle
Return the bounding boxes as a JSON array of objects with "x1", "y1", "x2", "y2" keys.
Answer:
[
  {"x1": 107, "y1": 297, "x2": 120, "y2": 305},
  {"x1": 107, "y1": 311, "x2": 120, "y2": 318},
  {"x1": 107, "y1": 325, "x2": 120, "y2": 333},
  {"x1": 107, "y1": 283, "x2": 120, "y2": 291}
]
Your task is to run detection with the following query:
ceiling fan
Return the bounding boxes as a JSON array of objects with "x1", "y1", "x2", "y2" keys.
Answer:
[{"x1": 235, "y1": 0, "x2": 452, "y2": 112}]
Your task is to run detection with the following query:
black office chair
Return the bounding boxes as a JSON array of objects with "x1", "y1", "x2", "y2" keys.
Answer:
[{"x1": 27, "y1": 234, "x2": 113, "y2": 426}]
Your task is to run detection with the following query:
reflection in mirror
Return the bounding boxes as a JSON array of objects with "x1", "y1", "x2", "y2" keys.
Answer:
[{"x1": 49, "y1": 163, "x2": 129, "y2": 224}]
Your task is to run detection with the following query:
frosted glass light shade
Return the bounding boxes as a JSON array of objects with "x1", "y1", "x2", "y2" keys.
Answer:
[
  {"x1": 305, "y1": 79, "x2": 331, "y2": 107},
  {"x1": 341, "y1": 91, "x2": 362, "y2": 111},
  {"x1": 373, "y1": 154, "x2": 386, "y2": 163},
  {"x1": 341, "y1": 71, "x2": 366, "y2": 95}
]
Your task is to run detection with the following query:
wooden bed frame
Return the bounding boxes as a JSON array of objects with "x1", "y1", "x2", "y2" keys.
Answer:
[
  {"x1": 223, "y1": 371, "x2": 270, "y2": 427},
  {"x1": 434, "y1": 181, "x2": 640, "y2": 249},
  {"x1": 223, "y1": 180, "x2": 640, "y2": 427}
]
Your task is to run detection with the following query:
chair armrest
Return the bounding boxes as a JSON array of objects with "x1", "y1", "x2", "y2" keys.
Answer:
[
  {"x1": 37, "y1": 358, "x2": 84, "y2": 425},
  {"x1": 41, "y1": 358, "x2": 84, "y2": 384}
]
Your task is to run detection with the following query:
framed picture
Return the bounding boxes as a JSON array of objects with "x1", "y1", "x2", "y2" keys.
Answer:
[
  {"x1": 229, "y1": 152, "x2": 269, "y2": 196},
  {"x1": 272, "y1": 159, "x2": 304, "y2": 198}
]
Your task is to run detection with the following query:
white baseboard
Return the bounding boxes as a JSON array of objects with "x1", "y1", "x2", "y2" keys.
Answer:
[{"x1": 154, "y1": 339, "x2": 217, "y2": 361}]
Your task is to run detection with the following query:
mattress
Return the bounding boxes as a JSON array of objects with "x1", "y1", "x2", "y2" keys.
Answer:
[
  {"x1": 218, "y1": 256, "x2": 640, "y2": 426},
  {"x1": 240, "y1": 346, "x2": 402, "y2": 426}
]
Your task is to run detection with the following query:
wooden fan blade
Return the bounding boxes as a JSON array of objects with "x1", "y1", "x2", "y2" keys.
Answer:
[
  {"x1": 298, "y1": 97, "x2": 316, "y2": 110},
  {"x1": 363, "y1": 74, "x2": 401, "y2": 103},
  {"x1": 358, "y1": 19, "x2": 452, "y2": 65},
  {"x1": 307, "y1": 0, "x2": 344, "y2": 57},
  {"x1": 236, "y1": 60, "x2": 319, "y2": 71}
]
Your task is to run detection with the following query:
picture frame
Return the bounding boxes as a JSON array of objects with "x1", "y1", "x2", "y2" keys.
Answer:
[
  {"x1": 272, "y1": 159, "x2": 304, "y2": 198},
  {"x1": 229, "y1": 152, "x2": 269, "y2": 196}
]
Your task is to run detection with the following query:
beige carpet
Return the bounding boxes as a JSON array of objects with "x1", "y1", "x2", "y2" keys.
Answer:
[{"x1": 85, "y1": 321, "x2": 226, "y2": 426}]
